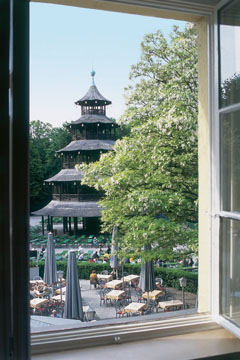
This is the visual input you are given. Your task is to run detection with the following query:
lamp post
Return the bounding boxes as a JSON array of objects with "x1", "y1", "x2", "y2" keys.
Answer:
[
  {"x1": 57, "y1": 270, "x2": 64, "y2": 317},
  {"x1": 179, "y1": 277, "x2": 187, "y2": 309}
]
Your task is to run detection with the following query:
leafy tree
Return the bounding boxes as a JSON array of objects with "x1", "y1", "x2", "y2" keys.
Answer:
[
  {"x1": 77, "y1": 24, "x2": 198, "y2": 262},
  {"x1": 120, "y1": 24, "x2": 198, "y2": 127},
  {"x1": 45, "y1": 123, "x2": 72, "y2": 178},
  {"x1": 220, "y1": 72, "x2": 240, "y2": 107},
  {"x1": 30, "y1": 120, "x2": 71, "y2": 211}
]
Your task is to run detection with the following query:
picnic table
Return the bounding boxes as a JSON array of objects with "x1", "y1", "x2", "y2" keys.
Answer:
[
  {"x1": 97, "y1": 274, "x2": 112, "y2": 282},
  {"x1": 123, "y1": 302, "x2": 146, "y2": 315},
  {"x1": 30, "y1": 298, "x2": 49, "y2": 309},
  {"x1": 105, "y1": 279, "x2": 123, "y2": 289},
  {"x1": 104, "y1": 290, "x2": 125, "y2": 301},
  {"x1": 142, "y1": 290, "x2": 163, "y2": 300},
  {"x1": 158, "y1": 300, "x2": 183, "y2": 311},
  {"x1": 121, "y1": 274, "x2": 140, "y2": 283},
  {"x1": 52, "y1": 294, "x2": 66, "y2": 302}
]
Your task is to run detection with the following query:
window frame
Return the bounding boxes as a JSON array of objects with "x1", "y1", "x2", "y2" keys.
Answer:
[
  {"x1": 211, "y1": 0, "x2": 240, "y2": 339},
  {"x1": 1, "y1": 0, "x2": 30, "y2": 358},
  {"x1": 3, "y1": 0, "x2": 233, "y2": 357}
]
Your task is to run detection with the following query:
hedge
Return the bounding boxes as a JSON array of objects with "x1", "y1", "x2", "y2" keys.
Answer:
[
  {"x1": 31, "y1": 261, "x2": 112, "y2": 281},
  {"x1": 30, "y1": 261, "x2": 198, "y2": 294},
  {"x1": 122, "y1": 264, "x2": 198, "y2": 294}
]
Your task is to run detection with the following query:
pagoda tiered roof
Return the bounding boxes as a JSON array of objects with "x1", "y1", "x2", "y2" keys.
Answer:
[
  {"x1": 70, "y1": 114, "x2": 115, "y2": 125},
  {"x1": 32, "y1": 200, "x2": 103, "y2": 217},
  {"x1": 45, "y1": 169, "x2": 83, "y2": 182},
  {"x1": 75, "y1": 85, "x2": 111, "y2": 106},
  {"x1": 57, "y1": 139, "x2": 115, "y2": 153}
]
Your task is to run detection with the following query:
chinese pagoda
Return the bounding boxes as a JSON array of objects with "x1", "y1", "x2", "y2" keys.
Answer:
[{"x1": 33, "y1": 71, "x2": 118, "y2": 235}]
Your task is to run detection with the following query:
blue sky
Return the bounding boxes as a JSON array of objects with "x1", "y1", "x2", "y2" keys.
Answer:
[{"x1": 30, "y1": 3, "x2": 186, "y2": 127}]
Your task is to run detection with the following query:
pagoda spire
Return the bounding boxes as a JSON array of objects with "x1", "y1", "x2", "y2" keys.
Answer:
[{"x1": 91, "y1": 70, "x2": 96, "y2": 86}]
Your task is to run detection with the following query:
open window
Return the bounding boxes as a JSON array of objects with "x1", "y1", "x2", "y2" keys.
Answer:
[
  {"x1": 216, "y1": 0, "x2": 240, "y2": 336},
  {"x1": 3, "y1": 0, "x2": 240, "y2": 358}
]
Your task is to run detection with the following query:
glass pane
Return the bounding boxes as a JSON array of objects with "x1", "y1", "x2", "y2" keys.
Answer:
[
  {"x1": 221, "y1": 110, "x2": 240, "y2": 212},
  {"x1": 219, "y1": 1, "x2": 240, "y2": 108},
  {"x1": 221, "y1": 218, "x2": 240, "y2": 326}
]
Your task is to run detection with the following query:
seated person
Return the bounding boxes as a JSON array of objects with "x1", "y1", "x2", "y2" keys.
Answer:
[
  {"x1": 93, "y1": 237, "x2": 98, "y2": 247},
  {"x1": 92, "y1": 251, "x2": 99, "y2": 261},
  {"x1": 33, "y1": 283, "x2": 41, "y2": 292},
  {"x1": 78, "y1": 253, "x2": 84, "y2": 261},
  {"x1": 103, "y1": 253, "x2": 110, "y2": 259},
  {"x1": 90, "y1": 270, "x2": 99, "y2": 288},
  {"x1": 102, "y1": 257, "x2": 108, "y2": 264},
  {"x1": 78, "y1": 246, "x2": 84, "y2": 256},
  {"x1": 51, "y1": 310, "x2": 60, "y2": 318},
  {"x1": 40, "y1": 245, "x2": 45, "y2": 257},
  {"x1": 30, "y1": 289, "x2": 37, "y2": 299}
]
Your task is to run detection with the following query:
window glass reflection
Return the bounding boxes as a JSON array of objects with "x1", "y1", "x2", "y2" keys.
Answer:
[
  {"x1": 221, "y1": 218, "x2": 240, "y2": 326},
  {"x1": 219, "y1": 1, "x2": 240, "y2": 107},
  {"x1": 221, "y1": 110, "x2": 240, "y2": 212}
]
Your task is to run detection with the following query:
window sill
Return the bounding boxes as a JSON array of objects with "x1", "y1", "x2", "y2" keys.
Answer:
[
  {"x1": 31, "y1": 327, "x2": 240, "y2": 360},
  {"x1": 31, "y1": 312, "x2": 218, "y2": 355}
]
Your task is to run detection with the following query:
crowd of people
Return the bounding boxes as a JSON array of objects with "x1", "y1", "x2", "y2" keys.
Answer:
[
  {"x1": 78, "y1": 243, "x2": 111, "y2": 263},
  {"x1": 30, "y1": 281, "x2": 48, "y2": 299}
]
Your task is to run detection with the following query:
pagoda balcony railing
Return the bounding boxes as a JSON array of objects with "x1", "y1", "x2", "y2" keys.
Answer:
[
  {"x1": 62, "y1": 163, "x2": 76, "y2": 169},
  {"x1": 73, "y1": 133, "x2": 116, "y2": 141},
  {"x1": 62, "y1": 161, "x2": 96, "y2": 169},
  {"x1": 52, "y1": 193, "x2": 102, "y2": 202},
  {"x1": 81, "y1": 108, "x2": 105, "y2": 115}
]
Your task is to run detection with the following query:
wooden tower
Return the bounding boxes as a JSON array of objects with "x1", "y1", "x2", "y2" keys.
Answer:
[{"x1": 33, "y1": 71, "x2": 118, "y2": 235}]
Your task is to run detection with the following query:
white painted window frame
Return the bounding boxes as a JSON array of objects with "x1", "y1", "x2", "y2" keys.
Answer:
[{"x1": 211, "y1": 0, "x2": 240, "y2": 339}]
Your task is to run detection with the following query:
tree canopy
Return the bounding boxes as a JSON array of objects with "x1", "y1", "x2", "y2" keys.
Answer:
[
  {"x1": 77, "y1": 24, "x2": 198, "y2": 262},
  {"x1": 220, "y1": 72, "x2": 240, "y2": 108},
  {"x1": 30, "y1": 120, "x2": 71, "y2": 211}
]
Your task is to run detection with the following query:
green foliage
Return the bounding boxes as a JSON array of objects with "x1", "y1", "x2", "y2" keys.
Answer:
[
  {"x1": 115, "y1": 123, "x2": 131, "y2": 139},
  {"x1": 120, "y1": 264, "x2": 198, "y2": 293},
  {"x1": 31, "y1": 261, "x2": 197, "y2": 293},
  {"x1": 221, "y1": 72, "x2": 240, "y2": 107},
  {"x1": 154, "y1": 267, "x2": 198, "y2": 294},
  {"x1": 30, "y1": 225, "x2": 42, "y2": 235},
  {"x1": 30, "y1": 120, "x2": 71, "y2": 211},
  {"x1": 77, "y1": 24, "x2": 198, "y2": 262},
  {"x1": 120, "y1": 24, "x2": 198, "y2": 127},
  {"x1": 33, "y1": 261, "x2": 112, "y2": 280}
]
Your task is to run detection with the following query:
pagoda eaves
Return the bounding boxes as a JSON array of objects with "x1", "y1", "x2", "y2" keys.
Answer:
[
  {"x1": 57, "y1": 139, "x2": 115, "y2": 153},
  {"x1": 70, "y1": 114, "x2": 115, "y2": 125},
  {"x1": 75, "y1": 85, "x2": 111, "y2": 106},
  {"x1": 45, "y1": 169, "x2": 83, "y2": 183},
  {"x1": 33, "y1": 200, "x2": 103, "y2": 217}
]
